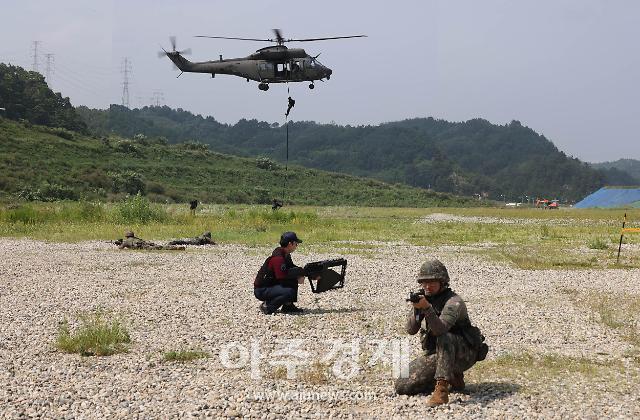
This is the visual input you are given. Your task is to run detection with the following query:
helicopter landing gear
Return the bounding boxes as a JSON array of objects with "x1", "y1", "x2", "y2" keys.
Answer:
[
  {"x1": 308, "y1": 83, "x2": 315, "y2": 90},
  {"x1": 258, "y1": 83, "x2": 269, "y2": 91}
]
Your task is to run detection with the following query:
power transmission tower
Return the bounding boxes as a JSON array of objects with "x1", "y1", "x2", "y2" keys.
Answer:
[
  {"x1": 151, "y1": 90, "x2": 164, "y2": 107},
  {"x1": 121, "y1": 57, "x2": 132, "y2": 108},
  {"x1": 31, "y1": 41, "x2": 42, "y2": 72},
  {"x1": 44, "y1": 53, "x2": 55, "y2": 82}
]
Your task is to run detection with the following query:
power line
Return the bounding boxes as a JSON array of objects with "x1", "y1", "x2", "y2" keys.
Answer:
[
  {"x1": 121, "y1": 57, "x2": 131, "y2": 108},
  {"x1": 53, "y1": 70, "x2": 113, "y2": 101}
]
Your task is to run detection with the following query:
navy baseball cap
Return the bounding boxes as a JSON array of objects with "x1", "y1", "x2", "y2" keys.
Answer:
[{"x1": 280, "y1": 231, "x2": 303, "y2": 245}]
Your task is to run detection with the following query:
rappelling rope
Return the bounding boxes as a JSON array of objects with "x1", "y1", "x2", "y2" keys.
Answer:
[{"x1": 281, "y1": 84, "x2": 290, "y2": 204}]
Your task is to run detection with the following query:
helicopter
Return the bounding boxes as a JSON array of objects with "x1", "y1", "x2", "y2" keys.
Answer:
[{"x1": 158, "y1": 29, "x2": 366, "y2": 91}]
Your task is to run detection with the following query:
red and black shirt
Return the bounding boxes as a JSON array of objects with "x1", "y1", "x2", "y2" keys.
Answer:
[{"x1": 254, "y1": 247, "x2": 303, "y2": 288}]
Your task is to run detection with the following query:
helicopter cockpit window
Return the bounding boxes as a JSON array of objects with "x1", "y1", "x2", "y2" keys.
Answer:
[{"x1": 308, "y1": 59, "x2": 316, "y2": 68}]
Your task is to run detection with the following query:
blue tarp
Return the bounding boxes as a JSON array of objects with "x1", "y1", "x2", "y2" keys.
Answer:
[{"x1": 575, "y1": 187, "x2": 640, "y2": 208}]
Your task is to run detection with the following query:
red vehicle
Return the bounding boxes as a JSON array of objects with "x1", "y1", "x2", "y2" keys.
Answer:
[{"x1": 535, "y1": 198, "x2": 560, "y2": 209}]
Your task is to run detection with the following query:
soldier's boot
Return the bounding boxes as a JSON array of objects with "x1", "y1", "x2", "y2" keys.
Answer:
[
  {"x1": 450, "y1": 372, "x2": 465, "y2": 391},
  {"x1": 281, "y1": 302, "x2": 304, "y2": 313},
  {"x1": 426, "y1": 378, "x2": 449, "y2": 407}
]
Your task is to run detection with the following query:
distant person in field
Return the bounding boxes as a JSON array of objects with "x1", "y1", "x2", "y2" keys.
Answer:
[
  {"x1": 272, "y1": 199, "x2": 283, "y2": 211},
  {"x1": 168, "y1": 231, "x2": 216, "y2": 246},
  {"x1": 189, "y1": 200, "x2": 198, "y2": 216}
]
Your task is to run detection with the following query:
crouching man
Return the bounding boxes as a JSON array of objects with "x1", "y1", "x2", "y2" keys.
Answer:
[
  {"x1": 254, "y1": 231, "x2": 306, "y2": 314},
  {"x1": 394, "y1": 259, "x2": 487, "y2": 407}
]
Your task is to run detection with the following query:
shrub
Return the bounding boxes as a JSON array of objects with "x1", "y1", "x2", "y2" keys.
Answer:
[
  {"x1": 114, "y1": 193, "x2": 167, "y2": 223},
  {"x1": 40, "y1": 183, "x2": 79, "y2": 201},
  {"x1": 80, "y1": 169, "x2": 112, "y2": 189},
  {"x1": 44, "y1": 127, "x2": 74, "y2": 140},
  {"x1": 3, "y1": 204, "x2": 40, "y2": 224},
  {"x1": 588, "y1": 238, "x2": 608, "y2": 250},
  {"x1": 58, "y1": 201, "x2": 106, "y2": 222},
  {"x1": 253, "y1": 186, "x2": 272, "y2": 204},
  {"x1": 149, "y1": 136, "x2": 169, "y2": 146},
  {"x1": 56, "y1": 313, "x2": 131, "y2": 356},
  {"x1": 114, "y1": 140, "x2": 141, "y2": 156},
  {"x1": 177, "y1": 141, "x2": 209, "y2": 152},
  {"x1": 108, "y1": 170, "x2": 146, "y2": 195},
  {"x1": 17, "y1": 183, "x2": 78, "y2": 202},
  {"x1": 163, "y1": 350, "x2": 210, "y2": 362},
  {"x1": 133, "y1": 133, "x2": 148, "y2": 145},
  {"x1": 256, "y1": 157, "x2": 278, "y2": 170},
  {"x1": 146, "y1": 181, "x2": 166, "y2": 195}
]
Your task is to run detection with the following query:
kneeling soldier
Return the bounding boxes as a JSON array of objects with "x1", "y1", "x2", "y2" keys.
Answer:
[{"x1": 394, "y1": 259, "x2": 487, "y2": 406}]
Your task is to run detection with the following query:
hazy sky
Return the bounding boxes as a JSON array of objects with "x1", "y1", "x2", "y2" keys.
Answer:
[{"x1": 2, "y1": 0, "x2": 639, "y2": 162}]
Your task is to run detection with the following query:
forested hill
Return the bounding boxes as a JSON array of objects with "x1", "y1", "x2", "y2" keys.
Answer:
[
  {"x1": 590, "y1": 159, "x2": 640, "y2": 184},
  {"x1": 78, "y1": 105, "x2": 608, "y2": 201},
  {"x1": 0, "y1": 118, "x2": 474, "y2": 207},
  {"x1": 0, "y1": 63, "x2": 87, "y2": 133}
]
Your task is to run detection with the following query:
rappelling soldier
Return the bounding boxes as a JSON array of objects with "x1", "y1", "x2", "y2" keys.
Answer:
[{"x1": 285, "y1": 96, "x2": 295, "y2": 117}]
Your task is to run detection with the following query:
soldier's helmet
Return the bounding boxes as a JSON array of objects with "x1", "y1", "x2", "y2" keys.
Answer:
[
  {"x1": 124, "y1": 231, "x2": 135, "y2": 238},
  {"x1": 203, "y1": 231, "x2": 212, "y2": 238},
  {"x1": 417, "y1": 258, "x2": 450, "y2": 286}
]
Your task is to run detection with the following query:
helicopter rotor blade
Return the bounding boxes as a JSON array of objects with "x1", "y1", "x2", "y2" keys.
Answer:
[
  {"x1": 170, "y1": 36, "x2": 177, "y2": 51},
  {"x1": 157, "y1": 46, "x2": 168, "y2": 58},
  {"x1": 178, "y1": 48, "x2": 192, "y2": 55},
  {"x1": 194, "y1": 35, "x2": 273, "y2": 42},
  {"x1": 286, "y1": 35, "x2": 367, "y2": 42}
]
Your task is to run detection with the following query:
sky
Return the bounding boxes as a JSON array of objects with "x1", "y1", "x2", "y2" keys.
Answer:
[{"x1": 1, "y1": 0, "x2": 639, "y2": 162}]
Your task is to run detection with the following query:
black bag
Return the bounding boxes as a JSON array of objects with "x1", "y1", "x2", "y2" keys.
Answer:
[
  {"x1": 420, "y1": 328, "x2": 437, "y2": 355},
  {"x1": 461, "y1": 325, "x2": 489, "y2": 361},
  {"x1": 254, "y1": 256, "x2": 275, "y2": 288}
]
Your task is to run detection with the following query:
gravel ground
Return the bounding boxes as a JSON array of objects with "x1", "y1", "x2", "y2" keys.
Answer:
[{"x1": 1, "y1": 238, "x2": 639, "y2": 419}]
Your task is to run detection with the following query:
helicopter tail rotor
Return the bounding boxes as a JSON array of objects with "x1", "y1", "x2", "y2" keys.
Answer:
[
  {"x1": 159, "y1": 36, "x2": 192, "y2": 57},
  {"x1": 159, "y1": 37, "x2": 192, "y2": 72}
]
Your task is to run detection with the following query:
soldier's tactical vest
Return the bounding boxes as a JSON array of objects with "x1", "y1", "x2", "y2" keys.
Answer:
[{"x1": 420, "y1": 289, "x2": 488, "y2": 361}]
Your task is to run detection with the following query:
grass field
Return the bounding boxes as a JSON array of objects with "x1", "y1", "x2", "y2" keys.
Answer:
[{"x1": 1, "y1": 200, "x2": 638, "y2": 269}]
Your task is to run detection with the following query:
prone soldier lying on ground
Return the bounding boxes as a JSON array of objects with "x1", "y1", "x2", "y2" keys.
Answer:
[
  {"x1": 116, "y1": 231, "x2": 185, "y2": 250},
  {"x1": 168, "y1": 231, "x2": 216, "y2": 246}
]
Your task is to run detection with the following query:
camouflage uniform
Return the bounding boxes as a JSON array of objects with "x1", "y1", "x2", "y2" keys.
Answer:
[
  {"x1": 118, "y1": 231, "x2": 184, "y2": 250},
  {"x1": 395, "y1": 259, "x2": 481, "y2": 396},
  {"x1": 168, "y1": 231, "x2": 215, "y2": 246}
]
